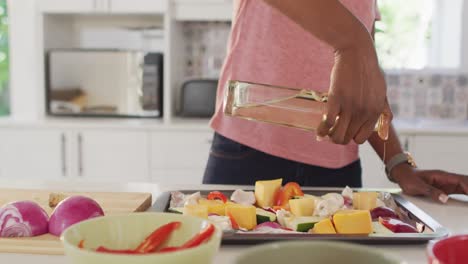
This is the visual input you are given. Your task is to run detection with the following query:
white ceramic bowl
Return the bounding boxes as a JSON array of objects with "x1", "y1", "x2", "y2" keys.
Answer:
[{"x1": 234, "y1": 241, "x2": 403, "y2": 264}]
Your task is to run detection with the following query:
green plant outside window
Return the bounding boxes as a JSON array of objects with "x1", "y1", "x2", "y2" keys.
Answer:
[{"x1": 0, "y1": 0, "x2": 9, "y2": 116}]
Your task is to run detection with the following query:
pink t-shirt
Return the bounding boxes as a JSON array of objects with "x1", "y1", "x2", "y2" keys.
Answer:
[{"x1": 210, "y1": 0, "x2": 380, "y2": 169}]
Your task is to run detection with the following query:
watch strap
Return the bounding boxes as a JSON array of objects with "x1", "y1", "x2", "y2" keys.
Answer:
[{"x1": 385, "y1": 153, "x2": 411, "y2": 182}]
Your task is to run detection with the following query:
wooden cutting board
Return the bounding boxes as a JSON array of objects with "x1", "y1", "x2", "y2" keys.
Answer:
[{"x1": 0, "y1": 188, "x2": 152, "y2": 255}]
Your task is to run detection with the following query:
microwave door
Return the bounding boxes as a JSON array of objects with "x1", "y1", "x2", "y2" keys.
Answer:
[{"x1": 48, "y1": 51, "x2": 148, "y2": 117}]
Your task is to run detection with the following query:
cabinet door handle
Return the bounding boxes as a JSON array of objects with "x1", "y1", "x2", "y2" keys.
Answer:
[
  {"x1": 61, "y1": 133, "x2": 67, "y2": 177},
  {"x1": 78, "y1": 133, "x2": 83, "y2": 177},
  {"x1": 107, "y1": 0, "x2": 111, "y2": 12},
  {"x1": 93, "y1": 0, "x2": 97, "y2": 10}
]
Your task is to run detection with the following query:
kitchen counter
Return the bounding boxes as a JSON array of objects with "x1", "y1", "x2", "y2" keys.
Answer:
[
  {"x1": 3, "y1": 117, "x2": 468, "y2": 135},
  {"x1": 0, "y1": 179, "x2": 466, "y2": 264}
]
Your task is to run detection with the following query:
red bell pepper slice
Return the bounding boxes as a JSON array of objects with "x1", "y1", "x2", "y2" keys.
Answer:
[
  {"x1": 207, "y1": 191, "x2": 228, "y2": 203},
  {"x1": 180, "y1": 224, "x2": 215, "y2": 248},
  {"x1": 379, "y1": 217, "x2": 418, "y2": 233},
  {"x1": 158, "y1": 247, "x2": 180, "y2": 253},
  {"x1": 78, "y1": 240, "x2": 85, "y2": 249},
  {"x1": 227, "y1": 212, "x2": 240, "y2": 229},
  {"x1": 157, "y1": 224, "x2": 216, "y2": 253},
  {"x1": 96, "y1": 246, "x2": 140, "y2": 254},
  {"x1": 135, "y1": 221, "x2": 181, "y2": 253},
  {"x1": 275, "y1": 182, "x2": 304, "y2": 208}
]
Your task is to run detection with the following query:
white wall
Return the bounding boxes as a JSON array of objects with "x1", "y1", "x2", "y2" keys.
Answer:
[
  {"x1": 462, "y1": 0, "x2": 468, "y2": 72},
  {"x1": 7, "y1": 0, "x2": 44, "y2": 120}
]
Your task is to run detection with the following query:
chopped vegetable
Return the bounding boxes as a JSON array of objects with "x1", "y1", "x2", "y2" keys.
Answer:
[
  {"x1": 310, "y1": 218, "x2": 336, "y2": 234},
  {"x1": 314, "y1": 193, "x2": 344, "y2": 217},
  {"x1": 227, "y1": 212, "x2": 240, "y2": 230},
  {"x1": 284, "y1": 216, "x2": 324, "y2": 232},
  {"x1": 289, "y1": 197, "x2": 315, "y2": 216},
  {"x1": 135, "y1": 221, "x2": 181, "y2": 253},
  {"x1": 207, "y1": 191, "x2": 228, "y2": 203},
  {"x1": 184, "y1": 192, "x2": 202, "y2": 206},
  {"x1": 353, "y1": 192, "x2": 378, "y2": 210},
  {"x1": 230, "y1": 189, "x2": 256, "y2": 205},
  {"x1": 78, "y1": 240, "x2": 85, "y2": 249},
  {"x1": 370, "y1": 206, "x2": 399, "y2": 220},
  {"x1": 255, "y1": 179, "x2": 283, "y2": 208},
  {"x1": 276, "y1": 209, "x2": 292, "y2": 228},
  {"x1": 169, "y1": 191, "x2": 186, "y2": 208},
  {"x1": 49, "y1": 196, "x2": 104, "y2": 236},
  {"x1": 0, "y1": 201, "x2": 49, "y2": 237},
  {"x1": 199, "y1": 199, "x2": 226, "y2": 216},
  {"x1": 225, "y1": 204, "x2": 257, "y2": 230},
  {"x1": 254, "y1": 222, "x2": 292, "y2": 231},
  {"x1": 256, "y1": 208, "x2": 277, "y2": 224},
  {"x1": 275, "y1": 182, "x2": 304, "y2": 209},
  {"x1": 378, "y1": 217, "x2": 418, "y2": 233},
  {"x1": 372, "y1": 221, "x2": 394, "y2": 235},
  {"x1": 333, "y1": 210, "x2": 373, "y2": 234}
]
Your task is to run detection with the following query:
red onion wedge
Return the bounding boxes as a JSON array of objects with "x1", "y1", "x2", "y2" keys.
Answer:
[
  {"x1": 0, "y1": 201, "x2": 49, "y2": 237},
  {"x1": 49, "y1": 196, "x2": 104, "y2": 236}
]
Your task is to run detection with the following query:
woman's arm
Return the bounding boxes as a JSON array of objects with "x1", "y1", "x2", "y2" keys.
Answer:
[
  {"x1": 369, "y1": 126, "x2": 468, "y2": 203},
  {"x1": 263, "y1": 0, "x2": 391, "y2": 145}
]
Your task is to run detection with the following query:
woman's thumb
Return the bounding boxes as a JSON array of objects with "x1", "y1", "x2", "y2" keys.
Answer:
[{"x1": 423, "y1": 184, "x2": 449, "y2": 204}]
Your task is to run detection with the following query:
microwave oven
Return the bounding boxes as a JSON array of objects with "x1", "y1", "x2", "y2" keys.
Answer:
[{"x1": 46, "y1": 50, "x2": 163, "y2": 118}]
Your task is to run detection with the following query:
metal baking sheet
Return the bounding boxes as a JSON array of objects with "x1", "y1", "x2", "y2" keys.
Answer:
[{"x1": 150, "y1": 188, "x2": 449, "y2": 245}]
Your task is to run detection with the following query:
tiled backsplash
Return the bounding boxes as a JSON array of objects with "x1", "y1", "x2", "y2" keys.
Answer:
[
  {"x1": 387, "y1": 72, "x2": 468, "y2": 121},
  {"x1": 182, "y1": 22, "x2": 231, "y2": 79},
  {"x1": 181, "y1": 22, "x2": 468, "y2": 122}
]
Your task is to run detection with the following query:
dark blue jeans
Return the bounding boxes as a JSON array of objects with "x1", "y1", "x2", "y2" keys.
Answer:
[{"x1": 203, "y1": 133, "x2": 362, "y2": 187}]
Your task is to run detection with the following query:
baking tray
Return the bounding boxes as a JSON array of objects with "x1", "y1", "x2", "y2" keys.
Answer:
[{"x1": 150, "y1": 188, "x2": 449, "y2": 245}]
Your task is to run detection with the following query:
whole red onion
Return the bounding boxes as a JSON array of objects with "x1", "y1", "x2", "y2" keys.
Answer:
[
  {"x1": 0, "y1": 201, "x2": 49, "y2": 237},
  {"x1": 49, "y1": 196, "x2": 104, "y2": 236}
]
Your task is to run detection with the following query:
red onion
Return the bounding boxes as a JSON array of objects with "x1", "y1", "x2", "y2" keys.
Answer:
[
  {"x1": 0, "y1": 201, "x2": 49, "y2": 237},
  {"x1": 49, "y1": 196, "x2": 104, "y2": 236},
  {"x1": 254, "y1": 222, "x2": 291, "y2": 231}
]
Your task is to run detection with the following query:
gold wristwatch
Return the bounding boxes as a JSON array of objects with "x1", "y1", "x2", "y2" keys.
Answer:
[{"x1": 385, "y1": 152, "x2": 417, "y2": 183}]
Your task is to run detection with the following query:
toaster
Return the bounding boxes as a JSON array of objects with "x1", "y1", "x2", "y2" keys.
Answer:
[{"x1": 179, "y1": 79, "x2": 218, "y2": 117}]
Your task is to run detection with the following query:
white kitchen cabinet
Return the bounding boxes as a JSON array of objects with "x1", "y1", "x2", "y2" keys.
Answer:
[
  {"x1": 39, "y1": 0, "x2": 106, "y2": 13},
  {"x1": 412, "y1": 135, "x2": 468, "y2": 174},
  {"x1": 39, "y1": 0, "x2": 167, "y2": 14},
  {"x1": 76, "y1": 130, "x2": 150, "y2": 181},
  {"x1": 0, "y1": 129, "x2": 67, "y2": 179},
  {"x1": 150, "y1": 131, "x2": 213, "y2": 184},
  {"x1": 173, "y1": 0, "x2": 233, "y2": 21},
  {"x1": 109, "y1": 0, "x2": 167, "y2": 14}
]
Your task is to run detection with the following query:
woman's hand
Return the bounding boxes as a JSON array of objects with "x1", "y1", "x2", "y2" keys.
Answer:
[
  {"x1": 317, "y1": 45, "x2": 392, "y2": 145},
  {"x1": 391, "y1": 164, "x2": 468, "y2": 203}
]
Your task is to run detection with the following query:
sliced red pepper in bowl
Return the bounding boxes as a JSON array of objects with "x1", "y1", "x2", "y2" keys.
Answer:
[
  {"x1": 96, "y1": 246, "x2": 140, "y2": 254},
  {"x1": 275, "y1": 182, "x2": 304, "y2": 209},
  {"x1": 135, "y1": 221, "x2": 181, "y2": 253},
  {"x1": 78, "y1": 240, "x2": 85, "y2": 249},
  {"x1": 207, "y1": 191, "x2": 228, "y2": 203},
  {"x1": 158, "y1": 224, "x2": 216, "y2": 253}
]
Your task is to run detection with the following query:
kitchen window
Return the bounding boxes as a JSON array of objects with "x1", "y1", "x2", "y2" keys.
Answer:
[
  {"x1": 375, "y1": 0, "x2": 465, "y2": 70},
  {"x1": 0, "y1": 0, "x2": 9, "y2": 115}
]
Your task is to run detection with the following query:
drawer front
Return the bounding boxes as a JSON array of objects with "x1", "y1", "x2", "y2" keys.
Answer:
[{"x1": 150, "y1": 131, "x2": 213, "y2": 169}]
